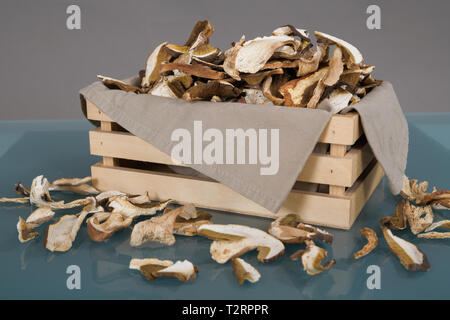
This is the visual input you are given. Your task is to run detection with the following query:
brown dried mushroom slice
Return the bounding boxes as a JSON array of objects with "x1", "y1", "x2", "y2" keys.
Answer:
[
  {"x1": 130, "y1": 258, "x2": 198, "y2": 282},
  {"x1": 380, "y1": 200, "x2": 408, "y2": 230},
  {"x1": 174, "y1": 209, "x2": 213, "y2": 236},
  {"x1": 261, "y1": 76, "x2": 284, "y2": 105},
  {"x1": 108, "y1": 196, "x2": 172, "y2": 219},
  {"x1": 15, "y1": 182, "x2": 30, "y2": 196},
  {"x1": 314, "y1": 31, "x2": 363, "y2": 68},
  {"x1": 232, "y1": 258, "x2": 261, "y2": 284},
  {"x1": 234, "y1": 35, "x2": 296, "y2": 74},
  {"x1": 97, "y1": 75, "x2": 141, "y2": 93},
  {"x1": 149, "y1": 77, "x2": 180, "y2": 98},
  {"x1": 184, "y1": 20, "x2": 214, "y2": 48},
  {"x1": 17, "y1": 217, "x2": 39, "y2": 243},
  {"x1": 400, "y1": 175, "x2": 429, "y2": 203},
  {"x1": 240, "y1": 68, "x2": 283, "y2": 86},
  {"x1": 160, "y1": 63, "x2": 225, "y2": 80},
  {"x1": 166, "y1": 44, "x2": 220, "y2": 62},
  {"x1": 279, "y1": 66, "x2": 329, "y2": 107},
  {"x1": 424, "y1": 220, "x2": 450, "y2": 232},
  {"x1": 417, "y1": 190, "x2": 450, "y2": 210},
  {"x1": 353, "y1": 227, "x2": 378, "y2": 259},
  {"x1": 44, "y1": 200, "x2": 102, "y2": 252},
  {"x1": 296, "y1": 43, "x2": 327, "y2": 77},
  {"x1": 381, "y1": 226, "x2": 430, "y2": 271},
  {"x1": 198, "y1": 224, "x2": 285, "y2": 264},
  {"x1": 262, "y1": 59, "x2": 299, "y2": 70},
  {"x1": 141, "y1": 42, "x2": 171, "y2": 88},
  {"x1": 0, "y1": 197, "x2": 30, "y2": 204},
  {"x1": 417, "y1": 232, "x2": 450, "y2": 239},
  {"x1": 404, "y1": 201, "x2": 434, "y2": 235},
  {"x1": 182, "y1": 81, "x2": 241, "y2": 102},
  {"x1": 86, "y1": 212, "x2": 132, "y2": 242},
  {"x1": 290, "y1": 241, "x2": 336, "y2": 275}
]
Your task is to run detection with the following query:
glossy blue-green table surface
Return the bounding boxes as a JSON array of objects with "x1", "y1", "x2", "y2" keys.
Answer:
[{"x1": 0, "y1": 114, "x2": 449, "y2": 300}]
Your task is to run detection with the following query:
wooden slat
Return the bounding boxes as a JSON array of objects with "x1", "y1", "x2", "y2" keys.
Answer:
[
  {"x1": 91, "y1": 160, "x2": 384, "y2": 229},
  {"x1": 100, "y1": 121, "x2": 116, "y2": 166},
  {"x1": 86, "y1": 100, "x2": 362, "y2": 145},
  {"x1": 329, "y1": 144, "x2": 347, "y2": 196},
  {"x1": 90, "y1": 129, "x2": 374, "y2": 187}
]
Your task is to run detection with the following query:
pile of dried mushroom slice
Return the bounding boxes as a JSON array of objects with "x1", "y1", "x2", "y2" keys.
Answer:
[
  {"x1": 2, "y1": 173, "x2": 450, "y2": 284},
  {"x1": 97, "y1": 20, "x2": 381, "y2": 112}
]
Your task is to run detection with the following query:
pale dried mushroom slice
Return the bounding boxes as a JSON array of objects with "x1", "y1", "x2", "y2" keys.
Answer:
[
  {"x1": 182, "y1": 81, "x2": 241, "y2": 102},
  {"x1": 166, "y1": 44, "x2": 219, "y2": 62},
  {"x1": 417, "y1": 232, "x2": 450, "y2": 239},
  {"x1": 44, "y1": 200, "x2": 102, "y2": 252},
  {"x1": 297, "y1": 44, "x2": 327, "y2": 77},
  {"x1": 160, "y1": 63, "x2": 225, "y2": 80},
  {"x1": 380, "y1": 200, "x2": 408, "y2": 230},
  {"x1": 272, "y1": 25, "x2": 310, "y2": 41},
  {"x1": 404, "y1": 201, "x2": 434, "y2": 235},
  {"x1": 417, "y1": 190, "x2": 450, "y2": 209},
  {"x1": 222, "y1": 35, "x2": 246, "y2": 80},
  {"x1": 234, "y1": 35, "x2": 296, "y2": 74},
  {"x1": 86, "y1": 212, "x2": 132, "y2": 242},
  {"x1": 129, "y1": 258, "x2": 173, "y2": 270},
  {"x1": 141, "y1": 42, "x2": 171, "y2": 88},
  {"x1": 323, "y1": 46, "x2": 344, "y2": 86},
  {"x1": 243, "y1": 88, "x2": 272, "y2": 105},
  {"x1": 232, "y1": 258, "x2": 261, "y2": 284},
  {"x1": 381, "y1": 226, "x2": 430, "y2": 271},
  {"x1": 290, "y1": 241, "x2": 336, "y2": 275},
  {"x1": 317, "y1": 89, "x2": 353, "y2": 114},
  {"x1": 198, "y1": 224, "x2": 285, "y2": 264},
  {"x1": 149, "y1": 77, "x2": 179, "y2": 98},
  {"x1": 17, "y1": 217, "x2": 39, "y2": 243},
  {"x1": 128, "y1": 192, "x2": 152, "y2": 205},
  {"x1": 25, "y1": 207, "x2": 55, "y2": 228},
  {"x1": 95, "y1": 190, "x2": 126, "y2": 203},
  {"x1": 262, "y1": 59, "x2": 299, "y2": 70},
  {"x1": 424, "y1": 220, "x2": 450, "y2": 232},
  {"x1": 108, "y1": 196, "x2": 172, "y2": 219},
  {"x1": 154, "y1": 260, "x2": 198, "y2": 282},
  {"x1": 49, "y1": 177, "x2": 99, "y2": 196},
  {"x1": 51, "y1": 177, "x2": 92, "y2": 186},
  {"x1": 174, "y1": 210, "x2": 213, "y2": 236},
  {"x1": 279, "y1": 66, "x2": 329, "y2": 107},
  {"x1": 97, "y1": 75, "x2": 141, "y2": 93},
  {"x1": 240, "y1": 68, "x2": 283, "y2": 86},
  {"x1": 400, "y1": 175, "x2": 429, "y2": 203},
  {"x1": 314, "y1": 31, "x2": 363, "y2": 68},
  {"x1": 0, "y1": 197, "x2": 29, "y2": 204},
  {"x1": 353, "y1": 227, "x2": 378, "y2": 259}
]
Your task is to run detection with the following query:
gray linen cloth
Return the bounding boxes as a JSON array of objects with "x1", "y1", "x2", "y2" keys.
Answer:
[{"x1": 80, "y1": 78, "x2": 408, "y2": 213}]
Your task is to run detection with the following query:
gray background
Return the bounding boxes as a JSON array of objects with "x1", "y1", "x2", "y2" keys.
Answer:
[{"x1": 1, "y1": 0, "x2": 449, "y2": 120}]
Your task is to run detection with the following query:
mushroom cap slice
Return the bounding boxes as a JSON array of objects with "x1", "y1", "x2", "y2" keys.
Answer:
[
  {"x1": 290, "y1": 241, "x2": 336, "y2": 275},
  {"x1": 198, "y1": 224, "x2": 285, "y2": 263},
  {"x1": 86, "y1": 212, "x2": 132, "y2": 242},
  {"x1": 174, "y1": 210, "x2": 213, "y2": 236},
  {"x1": 160, "y1": 63, "x2": 226, "y2": 80},
  {"x1": 232, "y1": 258, "x2": 261, "y2": 284},
  {"x1": 155, "y1": 260, "x2": 198, "y2": 282},
  {"x1": 380, "y1": 200, "x2": 408, "y2": 230},
  {"x1": 25, "y1": 207, "x2": 55, "y2": 228},
  {"x1": 243, "y1": 88, "x2": 272, "y2": 105},
  {"x1": 279, "y1": 66, "x2": 329, "y2": 107},
  {"x1": 314, "y1": 31, "x2": 363, "y2": 68},
  {"x1": 184, "y1": 20, "x2": 214, "y2": 47},
  {"x1": 403, "y1": 201, "x2": 434, "y2": 235},
  {"x1": 141, "y1": 42, "x2": 171, "y2": 88},
  {"x1": 17, "y1": 217, "x2": 39, "y2": 243},
  {"x1": 353, "y1": 227, "x2": 378, "y2": 259},
  {"x1": 400, "y1": 175, "x2": 430, "y2": 203},
  {"x1": 97, "y1": 75, "x2": 141, "y2": 93},
  {"x1": 234, "y1": 35, "x2": 296, "y2": 74},
  {"x1": 417, "y1": 232, "x2": 450, "y2": 239},
  {"x1": 182, "y1": 81, "x2": 241, "y2": 102},
  {"x1": 381, "y1": 226, "x2": 430, "y2": 271},
  {"x1": 129, "y1": 258, "x2": 173, "y2": 270},
  {"x1": 296, "y1": 44, "x2": 327, "y2": 77},
  {"x1": 417, "y1": 190, "x2": 450, "y2": 209},
  {"x1": 165, "y1": 44, "x2": 220, "y2": 61},
  {"x1": 0, "y1": 197, "x2": 30, "y2": 204},
  {"x1": 108, "y1": 196, "x2": 172, "y2": 219}
]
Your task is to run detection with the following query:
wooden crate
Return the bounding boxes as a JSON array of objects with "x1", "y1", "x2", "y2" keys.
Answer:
[{"x1": 86, "y1": 100, "x2": 384, "y2": 229}]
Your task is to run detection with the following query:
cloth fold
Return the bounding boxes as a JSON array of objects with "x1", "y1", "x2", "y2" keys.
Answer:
[{"x1": 80, "y1": 78, "x2": 408, "y2": 212}]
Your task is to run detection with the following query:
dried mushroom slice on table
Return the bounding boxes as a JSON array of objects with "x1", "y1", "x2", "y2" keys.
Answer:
[
  {"x1": 424, "y1": 220, "x2": 450, "y2": 232},
  {"x1": 25, "y1": 207, "x2": 55, "y2": 228},
  {"x1": 380, "y1": 200, "x2": 408, "y2": 230},
  {"x1": 400, "y1": 175, "x2": 430, "y2": 203},
  {"x1": 44, "y1": 199, "x2": 103, "y2": 252},
  {"x1": 353, "y1": 227, "x2": 378, "y2": 259},
  {"x1": 174, "y1": 208, "x2": 213, "y2": 236},
  {"x1": 417, "y1": 232, "x2": 450, "y2": 239},
  {"x1": 15, "y1": 182, "x2": 30, "y2": 196},
  {"x1": 198, "y1": 224, "x2": 285, "y2": 264},
  {"x1": 380, "y1": 226, "x2": 430, "y2": 272},
  {"x1": 290, "y1": 241, "x2": 336, "y2": 275},
  {"x1": 232, "y1": 258, "x2": 261, "y2": 284},
  {"x1": 87, "y1": 212, "x2": 133, "y2": 242},
  {"x1": 97, "y1": 75, "x2": 141, "y2": 93},
  {"x1": 0, "y1": 197, "x2": 29, "y2": 203},
  {"x1": 403, "y1": 201, "x2": 434, "y2": 235},
  {"x1": 49, "y1": 176, "x2": 99, "y2": 195},
  {"x1": 108, "y1": 195, "x2": 172, "y2": 219},
  {"x1": 268, "y1": 214, "x2": 333, "y2": 244},
  {"x1": 130, "y1": 258, "x2": 198, "y2": 282},
  {"x1": 417, "y1": 190, "x2": 450, "y2": 210},
  {"x1": 17, "y1": 217, "x2": 39, "y2": 243},
  {"x1": 95, "y1": 190, "x2": 126, "y2": 203}
]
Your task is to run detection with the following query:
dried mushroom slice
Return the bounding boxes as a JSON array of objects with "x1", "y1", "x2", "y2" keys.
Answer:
[
  {"x1": 198, "y1": 224, "x2": 285, "y2": 264},
  {"x1": 95, "y1": 190, "x2": 126, "y2": 203},
  {"x1": 323, "y1": 47, "x2": 344, "y2": 86},
  {"x1": 404, "y1": 201, "x2": 434, "y2": 235},
  {"x1": 26, "y1": 207, "x2": 55, "y2": 228},
  {"x1": 232, "y1": 258, "x2": 261, "y2": 284},
  {"x1": 128, "y1": 192, "x2": 152, "y2": 205},
  {"x1": 290, "y1": 241, "x2": 336, "y2": 275},
  {"x1": 417, "y1": 190, "x2": 450, "y2": 209},
  {"x1": 108, "y1": 196, "x2": 172, "y2": 219},
  {"x1": 314, "y1": 31, "x2": 363, "y2": 68},
  {"x1": 87, "y1": 212, "x2": 132, "y2": 242},
  {"x1": 17, "y1": 217, "x2": 39, "y2": 243},
  {"x1": 0, "y1": 197, "x2": 29, "y2": 204},
  {"x1": 318, "y1": 89, "x2": 353, "y2": 114},
  {"x1": 184, "y1": 20, "x2": 214, "y2": 47},
  {"x1": 160, "y1": 63, "x2": 225, "y2": 80},
  {"x1": 400, "y1": 175, "x2": 429, "y2": 203},
  {"x1": 262, "y1": 59, "x2": 299, "y2": 70},
  {"x1": 234, "y1": 35, "x2": 296, "y2": 74},
  {"x1": 417, "y1": 232, "x2": 450, "y2": 239},
  {"x1": 49, "y1": 176, "x2": 99, "y2": 195},
  {"x1": 149, "y1": 77, "x2": 179, "y2": 98},
  {"x1": 15, "y1": 182, "x2": 30, "y2": 196},
  {"x1": 174, "y1": 209, "x2": 213, "y2": 236},
  {"x1": 154, "y1": 260, "x2": 198, "y2": 282},
  {"x1": 240, "y1": 68, "x2": 283, "y2": 86},
  {"x1": 97, "y1": 75, "x2": 141, "y2": 93},
  {"x1": 129, "y1": 258, "x2": 173, "y2": 270},
  {"x1": 223, "y1": 35, "x2": 246, "y2": 80},
  {"x1": 44, "y1": 200, "x2": 102, "y2": 252},
  {"x1": 243, "y1": 88, "x2": 272, "y2": 105},
  {"x1": 353, "y1": 227, "x2": 378, "y2": 259},
  {"x1": 166, "y1": 44, "x2": 219, "y2": 62},
  {"x1": 141, "y1": 42, "x2": 171, "y2": 88},
  {"x1": 261, "y1": 76, "x2": 284, "y2": 105},
  {"x1": 183, "y1": 81, "x2": 241, "y2": 102},
  {"x1": 380, "y1": 200, "x2": 408, "y2": 230},
  {"x1": 424, "y1": 220, "x2": 450, "y2": 232},
  {"x1": 279, "y1": 66, "x2": 329, "y2": 107},
  {"x1": 296, "y1": 44, "x2": 327, "y2": 77},
  {"x1": 381, "y1": 226, "x2": 430, "y2": 271}
]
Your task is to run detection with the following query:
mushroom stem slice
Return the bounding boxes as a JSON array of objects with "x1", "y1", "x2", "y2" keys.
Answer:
[
  {"x1": 424, "y1": 220, "x2": 450, "y2": 232},
  {"x1": 17, "y1": 217, "x2": 39, "y2": 243},
  {"x1": 417, "y1": 232, "x2": 450, "y2": 239},
  {"x1": 0, "y1": 197, "x2": 29, "y2": 204},
  {"x1": 381, "y1": 226, "x2": 430, "y2": 271},
  {"x1": 290, "y1": 241, "x2": 336, "y2": 275},
  {"x1": 380, "y1": 200, "x2": 408, "y2": 230},
  {"x1": 353, "y1": 227, "x2": 378, "y2": 259},
  {"x1": 198, "y1": 224, "x2": 285, "y2": 264},
  {"x1": 25, "y1": 207, "x2": 55, "y2": 228},
  {"x1": 232, "y1": 258, "x2": 261, "y2": 284}
]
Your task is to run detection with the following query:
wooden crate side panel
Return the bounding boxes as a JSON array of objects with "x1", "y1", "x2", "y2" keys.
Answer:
[
  {"x1": 90, "y1": 129, "x2": 372, "y2": 187},
  {"x1": 91, "y1": 163, "x2": 353, "y2": 229},
  {"x1": 86, "y1": 100, "x2": 361, "y2": 145}
]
